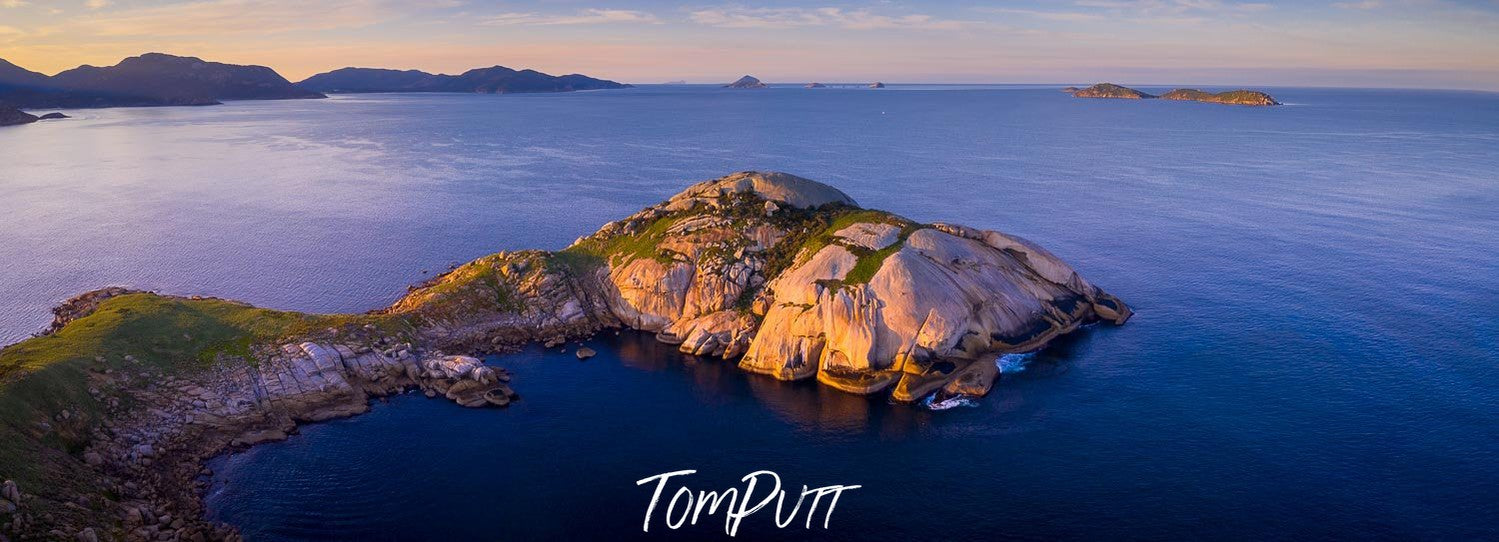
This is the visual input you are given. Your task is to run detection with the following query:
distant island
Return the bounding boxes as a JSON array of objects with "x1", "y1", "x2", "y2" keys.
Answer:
[
  {"x1": 296, "y1": 66, "x2": 629, "y2": 94},
  {"x1": 0, "y1": 107, "x2": 70, "y2": 126},
  {"x1": 725, "y1": 75, "x2": 767, "y2": 88},
  {"x1": 1069, "y1": 83, "x2": 1153, "y2": 99},
  {"x1": 0, "y1": 106, "x2": 37, "y2": 126},
  {"x1": 1159, "y1": 88, "x2": 1280, "y2": 106},
  {"x1": 1066, "y1": 82, "x2": 1280, "y2": 106},
  {"x1": 1, "y1": 53, "x2": 632, "y2": 113},
  {"x1": 663, "y1": 80, "x2": 688, "y2": 85},
  {"x1": 870, "y1": 82, "x2": 886, "y2": 88},
  {"x1": 806, "y1": 82, "x2": 827, "y2": 88},
  {"x1": 0, "y1": 53, "x2": 322, "y2": 109}
]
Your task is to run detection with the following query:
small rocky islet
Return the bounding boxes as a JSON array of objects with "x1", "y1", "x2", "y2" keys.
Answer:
[
  {"x1": 724, "y1": 75, "x2": 767, "y2": 88},
  {"x1": 1067, "y1": 82, "x2": 1280, "y2": 106},
  {"x1": 0, "y1": 172, "x2": 1129, "y2": 540}
]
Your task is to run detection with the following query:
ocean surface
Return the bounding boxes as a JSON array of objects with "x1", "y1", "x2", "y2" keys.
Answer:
[{"x1": 3, "y1": 85, "x2": 1497, "y2": 540}]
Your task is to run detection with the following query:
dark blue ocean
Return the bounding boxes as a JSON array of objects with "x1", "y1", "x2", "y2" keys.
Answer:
[{"x1": 2, "y1": 85, "x2": 1496, "y2": 540}]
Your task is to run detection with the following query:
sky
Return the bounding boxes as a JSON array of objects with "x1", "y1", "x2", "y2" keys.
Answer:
[{"x1": 1, "y1": 0, "x2": 1498, "y2": 90}]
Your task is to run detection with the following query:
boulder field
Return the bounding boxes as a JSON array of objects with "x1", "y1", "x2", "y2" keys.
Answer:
[{"x1": 0, "y1": 171, "x2": 1128, "y2": 540}]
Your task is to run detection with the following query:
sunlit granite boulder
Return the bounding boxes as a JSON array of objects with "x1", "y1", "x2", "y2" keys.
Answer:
[
  {"x1": 408, "y1": 170, "x2": 1130, "y2": 401},
  {"x1": 0, "y1": 171, "x2": 1130, "y2": 537}
]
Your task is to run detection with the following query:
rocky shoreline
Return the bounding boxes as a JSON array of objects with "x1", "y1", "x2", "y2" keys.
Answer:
[{"x1": 1, "y1": 172, "x2": 1130, "y2": 541}]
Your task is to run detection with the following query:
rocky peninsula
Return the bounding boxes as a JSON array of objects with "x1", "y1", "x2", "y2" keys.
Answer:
[
  {"x1": 1068, "y1": 83, "x2": 1280, "y2": 106},
  {"x1": 0, "y1": 172, "x2": 1129, "y2": 541}
]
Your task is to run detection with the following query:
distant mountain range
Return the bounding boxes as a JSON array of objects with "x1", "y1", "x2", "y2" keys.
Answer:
[
  {"x1": 0, "y1": 53, "x2": 322, "y2": 109},
  {"x1": 296, "y1": 66, "x2": 630, "y2": 94},
  {"x1": 0, "y1": 53, "x2": 631, "y2": 111}
]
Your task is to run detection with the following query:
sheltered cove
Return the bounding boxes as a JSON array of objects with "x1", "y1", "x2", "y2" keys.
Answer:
[{"x1": 0, "y1": 171, "x2": 1129, "y2": 540}]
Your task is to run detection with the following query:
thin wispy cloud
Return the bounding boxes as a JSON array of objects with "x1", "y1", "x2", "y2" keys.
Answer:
[
  {"x1": 0, "y1": 0, "x2": 1493, "y2": 90},
  {"x1": 978, "y1": 8, "x2": 1105, "y2": 21},
  {"x1": 480, "y1": 9, "x2": 660, "y2": 26},
  {"x1": 60, "y1": 0, "x2": 415, "y2": 37},
  {"x1": 1074, "y1": 0, "x2": 1273, "y2": 14},
  {"x1": 689, "y1": 7, "x2": 978, "y2": 30}
]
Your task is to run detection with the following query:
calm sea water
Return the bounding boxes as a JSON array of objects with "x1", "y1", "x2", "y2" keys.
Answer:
[{"x1": 3, "y1": 85, "x2": 1497, "y2": 540}]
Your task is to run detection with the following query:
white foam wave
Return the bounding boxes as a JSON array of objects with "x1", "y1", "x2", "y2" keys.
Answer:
[{"x1": 997, "y1": 352, "x2": 1036, "y2": 374}]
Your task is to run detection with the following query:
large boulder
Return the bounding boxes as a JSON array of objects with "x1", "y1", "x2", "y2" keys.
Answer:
[{"x1": 389, "y1": 171, "x2": 1130, "y2": 402}]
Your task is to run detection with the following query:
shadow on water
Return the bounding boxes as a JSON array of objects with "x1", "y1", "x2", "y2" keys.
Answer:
[{"x1": 603, "y1": 330, "x2": 936, "y2": 436}]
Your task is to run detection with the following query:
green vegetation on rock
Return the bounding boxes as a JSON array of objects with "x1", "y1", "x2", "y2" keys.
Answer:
[
  {"x1": 0, "y1": 292, "x2": 392, "y2": 512},
  {"x1": 1159, "y1": 88, "x2": 1280, "y2": 105}
]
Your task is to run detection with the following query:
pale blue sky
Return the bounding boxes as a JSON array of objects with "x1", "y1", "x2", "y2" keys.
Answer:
[{"x1": 2, "y1": 0, "x2": 1497, "y2": 89}]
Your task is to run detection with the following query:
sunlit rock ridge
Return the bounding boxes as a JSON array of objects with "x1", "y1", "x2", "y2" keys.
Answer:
[
  {"x1": 0, "y1": 172, "x2": 1129, "y2": 538},
  {"x1": 397, "y1": 171, "x2": 1132, "y2": 400}
]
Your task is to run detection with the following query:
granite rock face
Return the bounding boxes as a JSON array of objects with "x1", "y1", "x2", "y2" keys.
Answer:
[
  {"x1": 398, "y1": 171, "x2": 1129, "y2": 401},
  {"x1": 0, "y1": 171, "x2": 1130, "y2": 539}
]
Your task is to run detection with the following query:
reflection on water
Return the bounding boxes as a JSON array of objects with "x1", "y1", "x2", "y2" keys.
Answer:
[{"x1": 22, "y1": 86, "x2": 1496, "y2": 540}]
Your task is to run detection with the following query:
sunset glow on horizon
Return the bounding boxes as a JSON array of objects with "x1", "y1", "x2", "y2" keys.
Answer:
[{"x1": 2, "y1": 0, "x2": 1498, "y2": 90}]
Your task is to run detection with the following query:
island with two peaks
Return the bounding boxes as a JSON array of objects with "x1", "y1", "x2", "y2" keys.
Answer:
[
  {"x1": 0, "y1": 172, "x2": 1130, "y2": 540},
  {"x1": 1067, "y1": 82, "x2": 1280, "y2": 106},
  {"x1": 0, "y1": 53, "x2": 323, "y2": 110}
]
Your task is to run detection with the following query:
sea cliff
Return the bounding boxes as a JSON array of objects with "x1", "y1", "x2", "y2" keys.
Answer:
[{"x1": 0, "y1": 172, "x2": 1128, "y2": 540}]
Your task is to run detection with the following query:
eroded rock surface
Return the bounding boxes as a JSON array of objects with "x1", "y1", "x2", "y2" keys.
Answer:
[
  {"x1": 0, "y1": 170, "x2": 1130, "y2": 540},
  {"x1": 396, "y1": 171, "x2": 1130, "y2": 401}
]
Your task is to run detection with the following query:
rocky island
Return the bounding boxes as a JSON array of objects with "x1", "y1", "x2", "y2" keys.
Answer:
[
  {"x1": 0, "y1": 172, "x2": 1128, "y2": 541},
  {"x1": 725, "y1": 75, "x2": 767, "y2": 88},
  {"x1": 0, "y1": 107, "x2": 37, "y2": 126},
  {"x1": 296, "y1": 66, "x2": 629, "y2": 94},
  {"x1": 1067, "y1": 83, "x2": 1280, "y2": 106},
  {"x1": 0, "y1": 53, "x2": 323, "y2": 110},
  {"x1": 1159, "y1": 88, "x2": 1280, "y2": 106},
  {"x1": 1069, "y1": 83, "x2": 1155, "y2": 99}
]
